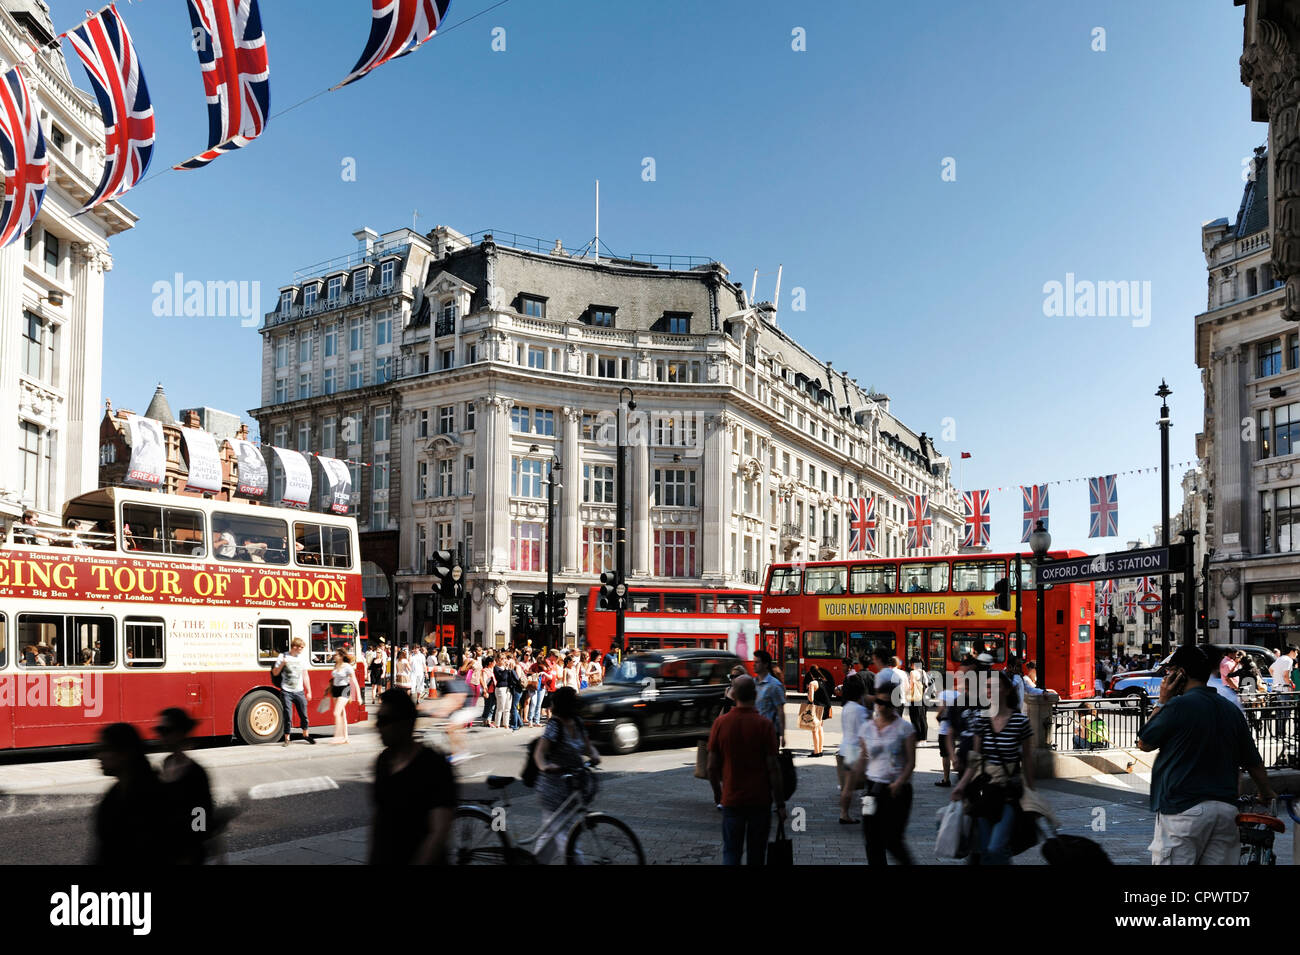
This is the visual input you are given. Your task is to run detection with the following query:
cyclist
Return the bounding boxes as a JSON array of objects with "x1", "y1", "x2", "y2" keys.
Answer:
[{"x1": 533, "y1": 686, "x2": 601, "y2": 860}]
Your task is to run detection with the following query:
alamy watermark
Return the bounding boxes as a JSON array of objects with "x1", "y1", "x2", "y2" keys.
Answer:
[
  {"x1": 151, "y1": 273, "x2": 262, "y2": 328},
  {"x1": 1041, "y1": 272, "x2": 1151, "y2": 328}
]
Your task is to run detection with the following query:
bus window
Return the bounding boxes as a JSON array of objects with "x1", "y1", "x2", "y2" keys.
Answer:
[
  {"x1": 215, "y1": 511, "x2": 290, "y2": 565},
  {"x1": 905, "y1": 629, "x2": 922, "y2": 665},
  {"x1": 17, "y1": 613, "x2": 115, "y2": 667},
  {"x1": 0, "y1": 613, "x2": 5, "y2": 668},
  {"x1": 258, "y1": 620, "x2": 292, "y2": 663},
  {"x1": 124, "y1": 617, "x2": 165, "y2": 668},
  {"x1": 767, "y1": 566, "x2": 802, "y2": 595},
  {"x1": 900, "y1": 562, "x2": 949, "y2": 593},
  {"x1": 850, "y1": 564, "x2": 896, "y2": 594},
  {"x1": 699, "y1": 594, "x2": 717, "y2": 613},
  {"x1": 725, "y1": 596, "x2": 750, "y2": 614},
  {"x1": 663, "y1": 592, "x2": 697, "y2": 613},
  {"x1": 951, "y1": 631, "x2": 1006, "y2": 663},
  {"x1": 122, "y1": 503, "x2": 206, "y2": 558},
  {"x1": 802, "y1": 631, "x2": 847, "y2": 659},
  {"x1": 751, "y1": 597, "x2": 761, "y2": 614},
  {"x1": 804, "y1": 566, "x2": 847, "y2": 595},
  {"x1": 951, "y1": 560, "x2": 1006, "y2": 593},
  {"x1": 295, "y1": 521, "x2": 353, "y2": 569},
  {"x1": 847, "y1": 632, "x2": 895, "y2": 667},
  {"x1": 628, "y1": 593, "x2": 659, "y2": 612},
  {"x1": 311, "y1": 621, "x2": 359, "y2": 663}
]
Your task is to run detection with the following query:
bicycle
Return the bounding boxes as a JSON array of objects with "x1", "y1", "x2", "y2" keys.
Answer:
[
  {"x1": 451, "y1": 764, "x2": 646, "y2": 865},
  {"x1": 1235, "y1": 794, "x2": 1288, "y2": 865}
]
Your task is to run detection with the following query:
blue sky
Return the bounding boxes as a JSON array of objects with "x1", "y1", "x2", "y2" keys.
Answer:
[{"x1": 55, "y1": 0, "x2": 1258, "y2": 555}]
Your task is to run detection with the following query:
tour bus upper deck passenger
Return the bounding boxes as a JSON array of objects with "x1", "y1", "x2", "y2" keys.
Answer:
[{"x1": 4, "y1": 487, "x2": 356, "y2": 572}]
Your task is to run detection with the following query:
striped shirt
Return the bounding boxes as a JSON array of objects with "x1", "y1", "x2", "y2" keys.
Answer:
[{"x1": 971, "y1": 712, "x2": 1032, "y2": 765}]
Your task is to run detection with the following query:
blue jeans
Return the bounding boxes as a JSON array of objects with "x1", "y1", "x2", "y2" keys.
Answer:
[
  {"x1": 511, "y1": 689, "x2": 523, "y2": 729},
  {"x1": 721, "y1": 805, "x2": 771, "y2": 865},
  {"x1": 974, "y1": 802, "x2": 1017, "y2": 865},
  {"x1": 482, "y1": 688, "x2": 496, "y2": 724},
  {"x1": 280, "y1": 689, "x2": 309, "y2": 738},
  {"x1": 528, "y1": 687, "x2": 545, "y2": 723}
]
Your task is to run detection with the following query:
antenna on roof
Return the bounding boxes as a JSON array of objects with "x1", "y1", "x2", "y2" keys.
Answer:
[
  {"x1": 594, "y1": 180, "x2": 599, "y2": 264},
  {"x1": 773, "y1": 264, "x2": 783, "y2": 316},
  {"x1": 412, "y1": 209, "x2": 421, "y2": 231},
  {"x1": 750, "y1": 269, "x2": 758, "y2": 304}
]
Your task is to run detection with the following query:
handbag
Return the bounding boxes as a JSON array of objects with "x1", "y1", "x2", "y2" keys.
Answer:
[
  {"x1": 934, "y1": 801, "x2": 969, "y2": 860},
  {"x1": 798, "y1": 702, "x2": 816, "y2": 729},
  {"x1": 694, "y1": 740, "x2": 709, "y2": 779},
  {"x1": 316, "y1": 694, "x2": 331, "y2": 714},
  {"x1": 766, "y1": 819, "x2": 793, "y2": 866}
]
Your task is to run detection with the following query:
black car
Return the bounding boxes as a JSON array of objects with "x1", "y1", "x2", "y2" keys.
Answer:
[{"x1": 581, "y1": 649, "x2": 742, "y2": 755}]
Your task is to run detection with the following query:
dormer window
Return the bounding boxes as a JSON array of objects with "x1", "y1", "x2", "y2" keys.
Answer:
[
  {"x1": 279, "y1": 291, "x2": 294, "y2": 313},
  {"x1": 327, "y1": 276, "x2": 343, "y2": 302},
  {"x1": 520, "y1": 295, "x2": 546, "y2": 318},
  {"x1": 303, "y1": 284, "x2": 318, "y2": 309},
  {"x1": 353, "y1": 269, "x2": 368, "y2": 296},
  {"x1": 585, "y1": 305, "x2": 617, "y2": 328},
  {"x1": 380, "y1": 260, "x2": 395, "y2": 288},
  {"x1": 665, "y1": 312, "x2": 690, "y2": 334}
]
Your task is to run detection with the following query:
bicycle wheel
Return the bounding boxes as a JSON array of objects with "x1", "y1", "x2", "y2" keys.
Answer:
[
  {"x1": 451, "y1": 806, "x2": 511, "y2": 864},
  {"x1": 565, "y1": 812, "x2": 646, "y2": 865}
]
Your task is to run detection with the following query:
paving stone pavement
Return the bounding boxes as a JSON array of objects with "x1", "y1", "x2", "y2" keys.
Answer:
[{"x1": 227, "y1": 704, "x2": 1296, "y2": 865}]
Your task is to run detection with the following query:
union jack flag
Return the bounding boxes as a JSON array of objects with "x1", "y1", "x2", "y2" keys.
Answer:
[
  {"x1": 0, "y1": 66, "x2": 48, "y2": 248},
  {"x1": 905, "y1": 494, "x2": 931, "y2": 551},
  {"x1": 1123, "y1": 591, "x2": 1137, "y2": 617},
  {"x1": 847, "y1": 497, "x2": 876, "y2": 553},
  {"x1": 175, "y1": 0, "x2": 270, "y2": 170},
  {"x1": 335, "y1": 0, "x2": 452, "y2": 90},
  {"x1": 1088, "y1": 474, "x2": 1119, "y2": 538},
  {"x1": 66, "y1": 5, "x2": 154, "y2": 208},
  {"x1": 1020, "y1": 484, "x2": 1049, "y2": 543},
  {"x1": 962, "y1": 489, "x2": 990, "y2": 548},
  {"x1": 1138, "y1": 576, "x2": 1155, "y2": 596},
  {"x1": 1097, "y1": 588, "x2": 1112, "y2": 615}
]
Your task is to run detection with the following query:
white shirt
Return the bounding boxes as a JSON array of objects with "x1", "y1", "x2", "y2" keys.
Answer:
[
  {"x1": 839, "y1": 700, "x2": 868, "y2": 764},
  {"x1": 1269, "y1": 655, "x2": 1295, "y2": 687},
  {"x1": 858, "y1": 716, "x2": 916, "y2": 784},
  {"x1": 937, "y1": 688, "x2": 959, "y2": 736}
]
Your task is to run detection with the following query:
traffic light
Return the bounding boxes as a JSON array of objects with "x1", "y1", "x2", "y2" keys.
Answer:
[
  {"x1": 1108, "y1": 614, "x2": 1120, "y2": 635},
  {"x1": 993, "y1": 577, "x2": 1010, "y2": 612},
  {"x1": 599, "y1": 571, "x2": 619, "y2": 610},
  {"x1": 533, "y1": 591, "x2": 547, "y2": 619},
  {"x1": 428, "y1": 550, "x2": 463, "y2": 598},
  {"x1": 1197, "y1": 609, "x2": 1207, "y2": 630},
  {"x1": 552, "y1": 592, "x2": 567, "y2": 621}
]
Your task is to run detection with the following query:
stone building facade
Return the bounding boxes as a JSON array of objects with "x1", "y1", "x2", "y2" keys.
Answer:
[
  {"x1": 0, "y1": 1, "x2": 135, "y2": 523},
  {"x1": 1195, "y1": 147, "x2": 1300, "y2": 640},
  {"x1": 253, "y1": 226, "x2": 962, "y2": 649}
]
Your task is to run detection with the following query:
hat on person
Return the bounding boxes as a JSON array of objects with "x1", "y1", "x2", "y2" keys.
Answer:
[
  {"x1": 976, "y1": 653, "x2": 995, "y2": 665},
  {"x1": 154, "y1": 707, "x2": 198, "y2": 736}
]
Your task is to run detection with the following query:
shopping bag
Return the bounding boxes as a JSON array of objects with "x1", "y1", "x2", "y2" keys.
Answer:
[
  {"x1": 694, "y1": 740, "x2": 709, "y2": 779},
  {"x1": 798, "y1": 702, "x2": 816, "y2": 729},
  {"x1": 316, "y1": 694, "x2": 331, "y2": 714},
  {"x1": 767, "y1": 821, "x2": 793, "y2": 866},
  {"x1": 934, "y1": 801, "x2": 968, "y2": 860}
]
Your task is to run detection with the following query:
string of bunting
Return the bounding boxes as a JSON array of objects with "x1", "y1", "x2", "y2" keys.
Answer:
[{"x1": 0, "y1": 0, "x2": 512, "y2": 242}]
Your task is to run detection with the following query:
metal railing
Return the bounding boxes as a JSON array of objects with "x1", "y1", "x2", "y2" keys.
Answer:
[
  {"x1": 741, "y1": 569, "x2": 760, "y2": 585},
  {"x1": 1049, "y1": 698, "x2": 1150, "y2": 752},
  {"x1": 780, "y1": 523, "x2": 802, "y2": 540},
  {"x1": 1244, "y1": 692, "x2": 1300, "y2": 769},
  {"x1": 1048, "y1": 692, "x2": 1299, "y2": 764}
]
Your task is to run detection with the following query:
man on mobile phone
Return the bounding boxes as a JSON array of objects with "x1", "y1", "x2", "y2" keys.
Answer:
[{"x1": 1137, "y1": 645, "x2": 1275, "y2": 864}]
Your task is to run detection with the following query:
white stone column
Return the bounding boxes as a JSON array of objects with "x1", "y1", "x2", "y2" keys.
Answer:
[
  {"x1": 701, "y1": 413, "x2": 729, "y2": 578},
  {"x1": 0, "y1": 241, "x2": 24, "y2": 501},
  {"x1": 480, "y1": 395, "x2": 513, "y2": 573},
  {"x1": 67, "y1": 244, "x2": 109, "y2": 497},
  {"x1": 631, "y1": 415, "x2": 651, "y2": 576},
  {"x1": 1215, "y1": 347, "x2": 1246, "y2": 557},
  {"x1": 561, "y1": 406, "x2": 581, "y2": 573}
]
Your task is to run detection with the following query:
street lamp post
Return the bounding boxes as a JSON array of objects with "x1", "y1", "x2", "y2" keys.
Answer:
[
  {"x1": 546, "y1": 455, "x2": 562, "y2": 645},
  {"x1": 616, "y1": 388, "x2": 636, "y2": 656},
  {"x1": 1157, "y1": 380, "x2": 1172, "y2": 656},
  {"x1": 1029, "y1": 520, "x2": 1051, "y2": 691},
  {"x1": 1180, "y1": 529, "x2": 1197, "y2": 646}
]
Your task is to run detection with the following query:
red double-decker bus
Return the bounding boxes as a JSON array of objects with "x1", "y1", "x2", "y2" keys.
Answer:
[
  {"x1": 584, "y1": 586, "x2": 761, "y2": 659},
  {"x1": 0, "y1": 487, "x2": 369, "y2": 748},
  {"x1": 759, "y1": 552, "x2": 1095, "y2": 699}
]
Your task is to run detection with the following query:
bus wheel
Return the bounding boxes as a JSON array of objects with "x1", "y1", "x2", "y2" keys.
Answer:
[
  {"x1": 236, "y1": 690, "x2": 285, "y2": 744},
  {"x1": 611, "y1": 719, "x2": 640, "y2": 755}
]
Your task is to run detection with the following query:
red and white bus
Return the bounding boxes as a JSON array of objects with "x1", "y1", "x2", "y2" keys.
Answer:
[
  {"x1": 584, "y1": 586, "x2": 762, "y2": 659},
  {"x1": 760, "y1": 553, "x2": 1095, "y2": 699},
  {"x1": 0, "y1": 487, "x2": 368, "y2": 749}
]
